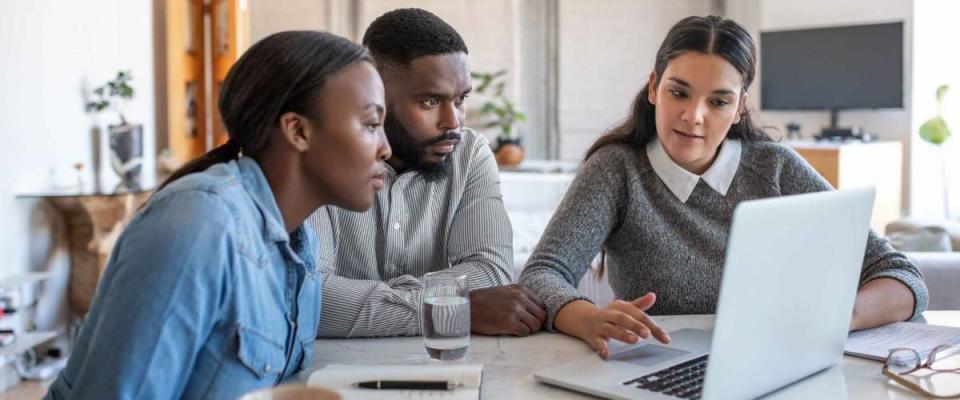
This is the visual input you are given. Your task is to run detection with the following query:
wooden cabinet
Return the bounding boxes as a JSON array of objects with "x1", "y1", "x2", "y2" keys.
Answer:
[
  {"x1": 160, "y1": 0, "x2": 250, "y2": 165},
  {"x1": 788, "y1": 141, "x2": 903, "y2": 234}
]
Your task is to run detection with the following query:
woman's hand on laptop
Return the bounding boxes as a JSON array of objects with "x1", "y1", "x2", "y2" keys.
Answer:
[{"x1": 555, "y1": 293, "x2": 671, "y2": 358}]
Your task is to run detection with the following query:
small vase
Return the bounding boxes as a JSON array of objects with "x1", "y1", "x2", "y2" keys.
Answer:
[
  {"x1": 108, "y1": 123, "x2": 143, "y2": 191},
  {"x1": 495, "y1": 137, "x2": 525, "y2": 166}
]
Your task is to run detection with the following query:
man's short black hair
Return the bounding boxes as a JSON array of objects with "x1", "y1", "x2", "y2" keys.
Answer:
[{"x1": 362, "y1": 8, "x2": 468, "y2": 68}]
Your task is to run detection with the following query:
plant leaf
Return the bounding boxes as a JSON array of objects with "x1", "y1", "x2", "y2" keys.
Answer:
[
  {"x1": 469, "y1": 69, "x2": 524, "y2": 136},
  {"x1": 919, "y1": 116, "x2": 951, "y2": 145},
  {"x1": 494, "y1": 82, "x2": 505, "y2": 96},
  {"x1": 473, "y1": 71, "x2": 493, "y2": 93},
  {"x1": 936, "y1": 84, "x2": 949, "y2": 105}
]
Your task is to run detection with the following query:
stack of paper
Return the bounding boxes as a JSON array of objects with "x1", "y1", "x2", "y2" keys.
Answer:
[
  {"x1": 845, "y1": 322, "x2": 960, "y2": 361},
  {"x1": 308, "y1": 364, "x2": 483, "y2": 400}
]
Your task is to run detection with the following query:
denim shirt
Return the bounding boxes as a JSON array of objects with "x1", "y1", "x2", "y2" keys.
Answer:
[{"x1": 46, "y1": 157, "x2": 321, "y2": 400}]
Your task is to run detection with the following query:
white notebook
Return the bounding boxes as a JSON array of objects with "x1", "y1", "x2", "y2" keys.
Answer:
[
  {"x1": 845, "y1": 322, "x2": 960, "y2": 361},
  {"x1": 307, "y1": 364, "x2": 483, "y2": 400}
]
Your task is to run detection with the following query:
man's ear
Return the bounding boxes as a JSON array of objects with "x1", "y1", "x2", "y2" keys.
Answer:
[
  {"x1": 647, "y1": 72, "x2": 658, "y2": 105},
  {"x1": 278, "y1": 112, "x2": 310, "y2": 152},
  {"x1": 733, "y1": 93, "x2": 748, "y2": 124}
]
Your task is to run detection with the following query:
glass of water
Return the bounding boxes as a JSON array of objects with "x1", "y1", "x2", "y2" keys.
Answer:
[{"x1": 421, "y1": 272, "x2": 470, "y2": 361}]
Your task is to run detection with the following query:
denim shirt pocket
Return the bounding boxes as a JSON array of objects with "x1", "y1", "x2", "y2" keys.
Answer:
[{"x1": 236, "y1": 324, "x2": 287, "y2": 380}]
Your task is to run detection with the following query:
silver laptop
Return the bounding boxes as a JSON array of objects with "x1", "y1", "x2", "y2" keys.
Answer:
[{"x1": 535, "y1": 188, "x2": 876, "y2": 400}]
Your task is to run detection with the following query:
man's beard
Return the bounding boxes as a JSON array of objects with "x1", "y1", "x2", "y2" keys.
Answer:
[{"x1": 383, "y1": 112, "x2": 461, "y2": 182}]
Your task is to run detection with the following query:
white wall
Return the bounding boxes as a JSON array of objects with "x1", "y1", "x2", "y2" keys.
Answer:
[
  {"x1": 252, "y1": 0, "x2": 703, "y2": 160},
  {"x1": 248, "y1": 0, "x2": 520, "y2": 145},
  {"x1": 250, "y1": 0, "x2": 330, "y2": 43},
  {"x1": 557, "y1": 0, "x2": 711, "y2": 160},
  {"x1": 0, "y1": 0, "x2": 155, "y2": 278},
  {"x1": 358, "y1": 0, "x2": 519, "y2": 100},
  {"x1": 910, "y1": 0, "x2": 960, "y2": 219}
]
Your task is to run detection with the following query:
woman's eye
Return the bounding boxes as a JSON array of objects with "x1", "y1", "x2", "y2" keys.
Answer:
[
  {"x1": 669, "y1": 89, "x2": 687, "y2": 98},
  {"x1": 711, "y1": 99, "x2": 731, "y2": 107},
  {"x1": 365, "y1": 123, "x2": 381, "y2": 132}
]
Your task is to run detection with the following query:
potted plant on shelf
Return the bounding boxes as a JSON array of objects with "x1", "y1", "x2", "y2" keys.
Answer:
[
  {"x1": 919, "y1": 84, "x2": 953, "y2": 219},
  {"x1": 86, "y1": 70, "x2": 143, "y2": 191},
  {"x1": 471, "y1": 70, "x2": 527, "y2": 166}
]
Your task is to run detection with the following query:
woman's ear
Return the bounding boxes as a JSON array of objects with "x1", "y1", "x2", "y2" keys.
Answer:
[
  {"x1": 647, "y1": 72, "x2": 658, "y2": 105},
  {"x1": 278, "y1": 112, "x2": 310, "y2": 152},
  {"x1": 733, "y1": 93, "x2": 748, "y2": 124}
]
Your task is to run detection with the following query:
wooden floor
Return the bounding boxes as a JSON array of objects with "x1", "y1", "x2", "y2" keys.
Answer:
[{"x1": 3, "y1": 379, "x2": 52, "y2": 399}]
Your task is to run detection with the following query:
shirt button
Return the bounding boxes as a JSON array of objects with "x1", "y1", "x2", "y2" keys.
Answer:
[
  {"x1": 393, "y1": 222, "x2": 400, "y2": 230},
  {"x1": 265, "y1": 364, "x2": 272, "y2": 373}
]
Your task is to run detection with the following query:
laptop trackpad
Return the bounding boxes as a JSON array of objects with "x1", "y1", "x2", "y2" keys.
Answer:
[{"x1": 608, "y1": 344, "x2": 690, "y2": 367}]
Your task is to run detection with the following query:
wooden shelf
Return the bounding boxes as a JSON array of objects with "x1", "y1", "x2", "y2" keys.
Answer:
[
  {"x1": 0, "y1": 273, "x2": 51, "y2": 289},
  {"x1": 0, "y1": 331, "x2": 56, "y2": 359}
]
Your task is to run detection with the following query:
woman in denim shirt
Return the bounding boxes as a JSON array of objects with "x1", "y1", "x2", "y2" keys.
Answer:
[{"x1": 46, "y1": 31, "x2": 391, "y2": 399}]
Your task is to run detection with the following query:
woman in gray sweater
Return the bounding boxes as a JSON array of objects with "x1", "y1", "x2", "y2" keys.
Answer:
[{"x1": 519, "y1": 15, "x2": 928, "y2": 358}]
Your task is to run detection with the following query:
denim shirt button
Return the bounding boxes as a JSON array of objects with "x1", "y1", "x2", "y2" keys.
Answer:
[{"x1": 265, "y1": 364, "x2": 272, "y2": 373}]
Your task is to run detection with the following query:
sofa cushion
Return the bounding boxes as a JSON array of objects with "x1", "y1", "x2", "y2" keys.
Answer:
[
  {"x1": 887, "y1": 227, "x2": 953, "y2": 252},
  {"x1": 887, "y1": 217, "x2": 960, "y2": 251},
  {"x1": 907, "y1": 252, "x2": 960, "y2": 310}
]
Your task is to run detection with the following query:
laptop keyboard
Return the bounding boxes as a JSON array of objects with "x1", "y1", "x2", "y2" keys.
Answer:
[{"x1": 623, "y1": 355, "x2": 708, "y2": 399}]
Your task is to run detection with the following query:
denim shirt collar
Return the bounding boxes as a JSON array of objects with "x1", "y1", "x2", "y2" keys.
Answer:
[
  {"x1": 235, "y1": 157, "x2": 318, "y2": 270},
  {"x1": 236, "y1": 157, "x2": 289, "y2": 241}
]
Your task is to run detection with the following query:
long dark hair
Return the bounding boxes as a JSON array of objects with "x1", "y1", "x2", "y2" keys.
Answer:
[
  {"x1": 584, "y1": 15, "x2": 770, "y2": 162},
  {"x1": 158, "y1": 31, "x2": 371, "y2": 190}
]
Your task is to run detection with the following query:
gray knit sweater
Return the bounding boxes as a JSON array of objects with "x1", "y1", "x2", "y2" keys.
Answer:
[{"x1": 519, "y1": 141, "x2": 929, "y2": 330}]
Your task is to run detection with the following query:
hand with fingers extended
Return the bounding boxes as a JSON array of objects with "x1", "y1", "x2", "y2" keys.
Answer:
[
  {"x1": 469, "y1": 284, "x2": 547, "y2": 336},
  {"x1": 555, "y1": 293, "x2": 671, "y2": 358}
]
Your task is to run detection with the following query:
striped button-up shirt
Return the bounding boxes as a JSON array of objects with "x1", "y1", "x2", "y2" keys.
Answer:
[{"x1": 307, "y1": 129, "x2": 514, "y2": 337}]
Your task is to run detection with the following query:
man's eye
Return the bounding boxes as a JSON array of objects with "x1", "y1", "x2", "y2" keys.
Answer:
[
  {"x1": 423, "y1": 98, "x2": 440, "y2": 107},
  {"x1": 455, "y1": 94, "x2": 469, "y2": 106}
]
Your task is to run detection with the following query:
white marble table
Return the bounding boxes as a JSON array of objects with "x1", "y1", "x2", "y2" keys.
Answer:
[{"x1": 308, "y1": 312, "x2": 960, "y2": 399}]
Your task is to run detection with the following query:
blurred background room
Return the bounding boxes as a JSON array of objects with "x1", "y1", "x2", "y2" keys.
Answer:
[{"x1": 1, "y1": 0, "x2": 958, "y2": 396}]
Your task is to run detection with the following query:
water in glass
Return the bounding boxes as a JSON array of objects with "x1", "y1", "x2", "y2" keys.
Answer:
[{"x1": 422, "y1": 272, "x2": 470, "y2": 361}]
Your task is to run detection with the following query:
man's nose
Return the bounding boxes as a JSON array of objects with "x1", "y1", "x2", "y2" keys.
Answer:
[{"x1": 438, "y1": 102, "x2": 461, "y2": 131}]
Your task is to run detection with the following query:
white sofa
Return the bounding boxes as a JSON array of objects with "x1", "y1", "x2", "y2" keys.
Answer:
[
  {"x1": 907, "y1": 252, "x2": 960, "y2": 310},
  {"x1": 887, "y1": 217, "x2": 960, "y2": 310}
]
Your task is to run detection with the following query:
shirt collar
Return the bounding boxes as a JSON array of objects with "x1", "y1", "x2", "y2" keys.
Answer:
[
  {"x1": 236, "y1": 157, "x2": 316, "y2": 269},
  {"x1": 237, "y1": 156, "x2": 290, "y2": 243},
  {"x1": 646, "y1": 137, "x2": 741, "y2": 203}
]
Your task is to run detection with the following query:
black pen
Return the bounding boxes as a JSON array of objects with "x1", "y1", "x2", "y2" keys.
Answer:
[{"x1": 355, "y1": 380, "x2": 461, "y2": 390}]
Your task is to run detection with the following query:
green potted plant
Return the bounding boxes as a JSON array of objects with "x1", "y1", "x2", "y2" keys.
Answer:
[
  {"x1": 86, "y1": 71, "x2": 143, "y2": 191},
  {"x1": 919, "y1": 84, "x2": 952, "y2": 218},
  {"x1": 471, "y1": 70, "x2": 527, "y2": 166}
]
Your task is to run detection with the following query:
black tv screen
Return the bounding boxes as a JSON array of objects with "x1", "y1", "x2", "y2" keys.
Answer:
[{"x1": 760, "y1": 22, "x2": 903, "y2": 110}]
